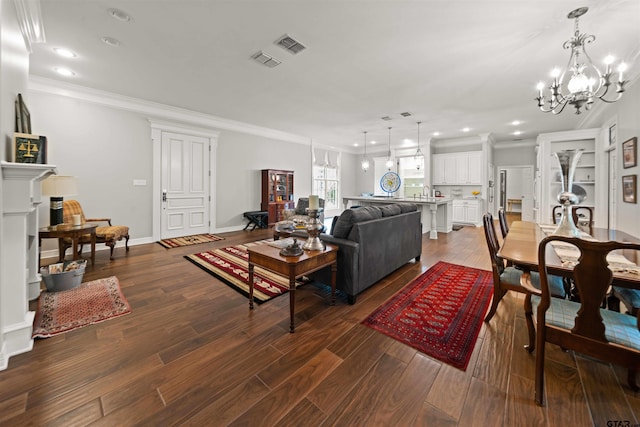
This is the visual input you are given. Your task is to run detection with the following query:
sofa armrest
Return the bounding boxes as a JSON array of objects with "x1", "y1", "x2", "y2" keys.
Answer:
[{"x1": 86, "y1": 217, "x2": 112, "y2": 226}]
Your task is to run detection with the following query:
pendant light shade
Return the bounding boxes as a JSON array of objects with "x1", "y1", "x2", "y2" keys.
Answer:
[
  {"x1": 361, "y1": 131, "x2": 370, "y2": 172},
  {"x1": 385, "y1": 127, "x2": 394, "y2": 170},
  {"x1": 414, "y1": 121, "x2": 424, "y2": 170}
]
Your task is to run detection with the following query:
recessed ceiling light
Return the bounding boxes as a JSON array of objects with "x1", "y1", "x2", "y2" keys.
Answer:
[
  {"x1": 53, "y1": 47, "x2": 76, "y2": 58},
  {"x1": 432, "y1": 131, "x2": 441, "y2": 136},
  {"x1": 108, "y1": 8, "x2": 132, "y2": 22},
  {"x1": 462, "y1": 127, "x2": 470, "y2": 132},
  {"x1": 54, "y1": 67, "x2": 75, "y2": 77},
  {"x1": 353, "y1": 143, "x2": 359, "y2": 147},
  {"x1": 101, "y1": 36, "x2": 122, "y2": 47},
  {"x1": 511, "y1": 120, "x2": 521, "y2": 126},
  {"x1": 370, "y1": 140, "x2": 377, "y2": 145},
  {"x1": 513, "y1": 130, "x2": 523, "y2": 136}
]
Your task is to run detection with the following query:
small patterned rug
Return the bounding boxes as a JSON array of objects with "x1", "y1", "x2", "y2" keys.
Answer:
[
  {"x1": 33, "y1": 276, "x2": 131, "y2": 338},
  {"x1": 158, "y1": 234, "x2": 225, "y2": 248},
  {"x1": 185, "y1": 240, "x2": 299, "y2": 304},
  {"x1": 362, "y1": 261, "x2": 493, "y2": 371}
]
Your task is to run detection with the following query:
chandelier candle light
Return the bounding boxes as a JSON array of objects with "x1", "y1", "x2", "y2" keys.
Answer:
[
  {"x1": 553, "y1": 149, "x2": 584, "y2": 237},
  {"x1": 303, "y1": 195, "x2": 324, "y2": 251},
  {"x1": 536, "y1": 7, "x2": 627, "y2": 115}
]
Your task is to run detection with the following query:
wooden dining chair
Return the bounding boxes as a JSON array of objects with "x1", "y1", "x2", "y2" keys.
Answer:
[
  {"x1": 498, "y1": 208, "x2": 509, "y2": 239},
  {"x1": 552, "y1": 205, "x2": 593, "y2": 235},
  {"x1": 482, "y1": 213, "x2": 566, "y2": 322},
  {"x1": 521, "y1": 236, "x2": 640, "y2": 405}
]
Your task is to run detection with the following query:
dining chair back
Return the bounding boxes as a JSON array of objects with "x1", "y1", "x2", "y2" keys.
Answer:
[
  {"x1": 552, "y1": 205, "x2": 593, "y2": 235},
  {"x1": 498, "y1": 208, "x2": 509, "y2": 239},
  {"x1": 522, "y1": 235, "x2": 640, "y2": 405}
]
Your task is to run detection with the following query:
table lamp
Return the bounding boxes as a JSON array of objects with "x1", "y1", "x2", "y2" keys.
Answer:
[{"x1": 41, "y1": 175, "x2": 78, "y2": 226}]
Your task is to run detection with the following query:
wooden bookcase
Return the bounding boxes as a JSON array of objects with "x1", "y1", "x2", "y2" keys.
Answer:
[{"x1": 261, "y1": 169, "x2": 294, "y2": 225}]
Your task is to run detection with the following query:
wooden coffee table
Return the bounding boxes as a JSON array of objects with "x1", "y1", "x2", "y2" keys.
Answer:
[{"x1": 247, "y1": 241, "x2": 338, "y2": 332}]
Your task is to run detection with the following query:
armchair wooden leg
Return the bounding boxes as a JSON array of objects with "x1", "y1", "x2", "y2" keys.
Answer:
[
  {"x1": 125, "y1": 234, "x2": 130, "y2": 251},
  {"x1": 107, "y1": 242, "x2": 115, "y2": 260}
]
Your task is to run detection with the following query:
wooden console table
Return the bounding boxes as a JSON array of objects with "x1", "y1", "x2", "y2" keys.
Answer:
[
  {"x1": 506, "y1": 198, "x2": 522, "y2": 213},
  {"x1": 39, "y1": 223, "x2": 97, "y2": 267},
  {"x1": 247, "y1": 242, "x2": 338, "y2": 332}
]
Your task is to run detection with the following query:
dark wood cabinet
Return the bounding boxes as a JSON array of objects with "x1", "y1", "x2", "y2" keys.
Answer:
[{"x1": 261, "y1": 169, "x2": 294, "y2": 225}]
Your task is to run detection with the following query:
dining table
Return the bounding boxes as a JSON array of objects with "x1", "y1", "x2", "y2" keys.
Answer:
[{"x1": 498, "y1": 221, "x2": 640, "y2": 289}]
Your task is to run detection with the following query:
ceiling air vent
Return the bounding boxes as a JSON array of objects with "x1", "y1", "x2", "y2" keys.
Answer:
[
  {"x1": 251, "y1": 51, "x2": 281, "y2": 68},
  {"x1": 275, "y1": 34, "x2": 306, "y2": 54},
  {"x1": 400, "y1": 112, "x2": 412, "y2": 117},
  {"x1": 381, "y1": 116, "x2": 392, "y2": 121}
]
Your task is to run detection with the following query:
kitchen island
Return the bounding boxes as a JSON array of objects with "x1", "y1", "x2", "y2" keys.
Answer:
[{"x1": 342, "y1": 196, "x2": 452, "y2": 239}]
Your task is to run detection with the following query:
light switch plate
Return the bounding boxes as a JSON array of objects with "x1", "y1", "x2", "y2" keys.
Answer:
[{"x1": 133, "y1": 179, "x2": 147, "y2": 186}]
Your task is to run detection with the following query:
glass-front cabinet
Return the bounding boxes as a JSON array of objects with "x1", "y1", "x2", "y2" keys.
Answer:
[{"x1": 261, "y1": 169, "x2": 294, "y2": 225}]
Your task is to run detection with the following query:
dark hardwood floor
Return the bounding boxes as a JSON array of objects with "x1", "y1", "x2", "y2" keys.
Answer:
[{"x1": 1, "y1": 222, "x2": 638, "y2": 426}]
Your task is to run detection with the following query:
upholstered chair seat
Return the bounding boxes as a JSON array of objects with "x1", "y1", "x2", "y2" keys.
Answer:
[{"x1": 62, "y1": 200, "x2": 130, "y2": 260}]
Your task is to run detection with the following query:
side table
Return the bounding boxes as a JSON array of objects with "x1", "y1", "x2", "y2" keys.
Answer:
[
  {"x1": 39, "y1": 223, "x2": 97, "y2": 267},
  {"x1": 247, "y1": 242, "x2": 338, "y2": 332}
]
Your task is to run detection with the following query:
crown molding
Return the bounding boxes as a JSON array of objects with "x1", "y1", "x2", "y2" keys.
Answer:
[
  {"x1": 14, "y1": 0, "x2": 45, "y2": 53},
  {"x1": 28, "y1": 76, "x2": 310, "y2": 145}
]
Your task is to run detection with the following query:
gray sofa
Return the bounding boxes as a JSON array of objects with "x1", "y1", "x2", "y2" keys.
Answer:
[{"x1": 296, "y1": 203, "x2": 422, "y2": 304}]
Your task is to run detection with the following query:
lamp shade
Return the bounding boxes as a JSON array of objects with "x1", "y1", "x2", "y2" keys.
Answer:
[{"x1": 41, "y1": 175, "x2": 78, "y2": 196}]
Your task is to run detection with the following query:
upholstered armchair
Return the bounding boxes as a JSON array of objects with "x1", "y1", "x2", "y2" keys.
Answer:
[
  {"x1": 62, "y1": 200, "x2": 130, "y2": 260},
  {"x1": 282, "y1": 197, "x2": 325, "y2": 224}
]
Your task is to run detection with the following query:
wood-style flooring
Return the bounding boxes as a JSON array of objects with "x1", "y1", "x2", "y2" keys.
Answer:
[{"x1": 1, "y1": 221, "x2": 638, "y2": 426}]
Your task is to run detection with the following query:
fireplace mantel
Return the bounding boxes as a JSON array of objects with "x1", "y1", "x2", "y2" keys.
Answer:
[{"x1": 1, "y1": 161, "x2": 57, "y2": 370}]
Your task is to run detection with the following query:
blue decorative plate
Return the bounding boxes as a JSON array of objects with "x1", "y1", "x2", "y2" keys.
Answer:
[{"x1": 380, "y1": 171, "x2": 401, "y2": 193}]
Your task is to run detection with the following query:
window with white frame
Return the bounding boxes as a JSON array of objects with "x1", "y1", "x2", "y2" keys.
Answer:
[{"x1": 312, "y1": 150, "x2": 340, "y2": 210}]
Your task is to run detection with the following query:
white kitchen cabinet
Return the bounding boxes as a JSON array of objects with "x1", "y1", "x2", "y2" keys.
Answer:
[
  {"x1": 452, "y1": 198, "x2": 483, "y2": 226},
  {"x1": 432, "y1": 151, "x2": 482, "y2": 185}
]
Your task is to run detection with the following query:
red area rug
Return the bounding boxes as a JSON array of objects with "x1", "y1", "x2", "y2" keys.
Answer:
[
  {"x1": 185, "y1": 241, "x2": 299, "y2": 304},
  {"x1": 362, "y1": 261, "x2": 493, "y2": 371},
  {"x1": 158, "y1": 234, "x2": 225, "y2": 248},
  {"x1": 33, "y1": 276, "x2": 131, "y2": 338}
]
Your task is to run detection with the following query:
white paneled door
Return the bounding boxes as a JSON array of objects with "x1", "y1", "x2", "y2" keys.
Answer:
[
  {"x1": 161, "y1": 132, "x2": 210, "y2": 239},
  {"x1": 521, "y1": 166, "x2": 534, "y2": 221}
]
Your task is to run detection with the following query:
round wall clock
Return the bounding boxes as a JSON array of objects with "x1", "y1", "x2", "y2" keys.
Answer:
[{"x1": 380, "y1": 171, "x2": 401, "y2": 194}]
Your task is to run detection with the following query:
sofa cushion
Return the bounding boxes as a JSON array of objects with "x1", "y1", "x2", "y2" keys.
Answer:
[
  {"x1": 331, "y1": 206, "x2": 382, "y2": 238},
  {"x1": 396, "y1": 203, "x2": 418, "y2": 213},
  {"x1": 379, "y1": 204, "x2": 402, "y2": 217}
]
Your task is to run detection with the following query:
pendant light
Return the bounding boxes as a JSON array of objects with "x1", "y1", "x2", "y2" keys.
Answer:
[
  {"x1": 361, "y1": 131, "x2": 370, "y2": 172},
  {"x1": 385, "y1": 127, "x2": 394, "y2": 170},
  {"x1": 414, "y1": 121, "x2": 424, "y2": 170}
]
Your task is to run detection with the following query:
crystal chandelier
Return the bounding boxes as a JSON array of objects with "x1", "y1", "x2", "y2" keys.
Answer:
[
  {"x1": 535, "y1": 7, "x2": 627, "y2": 115},
  {"x1": 361, "y1": 131, "x2": 370, "y2": 172},
  {"x1": 414, "y1": 121, "x2": 424, "y2": 170},
  {"x1": 385, "y1": 127, "x2": 394, "y2": 170}
]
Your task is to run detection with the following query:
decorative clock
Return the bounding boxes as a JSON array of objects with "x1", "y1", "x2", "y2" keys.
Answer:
[{"x1": 380, "y1": 171, "x2": 401, "y2": 194}]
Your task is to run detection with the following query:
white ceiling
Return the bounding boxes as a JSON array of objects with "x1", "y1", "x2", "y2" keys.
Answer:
[{"x1": 29, "y1": 0, "x2": 640, "y2": 152}]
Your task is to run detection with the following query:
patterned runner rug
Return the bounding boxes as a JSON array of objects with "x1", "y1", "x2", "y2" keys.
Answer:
[
  {"x1": 158, "y1": 234, "x2": 225, "y2": 248},
  {"x1": 185, "y1": 240, "x2": 299, "y2": 304},
  {"x1": 33, "y1": 276, "x2": 131, "y2": 338},
  {"x1": 362, "y1": 261, "x2": 493, "y2": 371}
]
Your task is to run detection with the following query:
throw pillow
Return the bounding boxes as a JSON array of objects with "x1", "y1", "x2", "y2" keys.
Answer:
[
  {"x1": 379, "y1": 204, "x2": 402, "y2": 217},
  {"x1": 396, "y1": 203, "x2": 418, "y2": 213},
  {"x1": 331, "y1": 206, "x2": 382, "y2": 238}
]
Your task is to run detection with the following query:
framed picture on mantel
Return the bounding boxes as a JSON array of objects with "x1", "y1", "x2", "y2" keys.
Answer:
[{"x1": 13, "y1": 133, "x2": 47, "y2": 164}]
